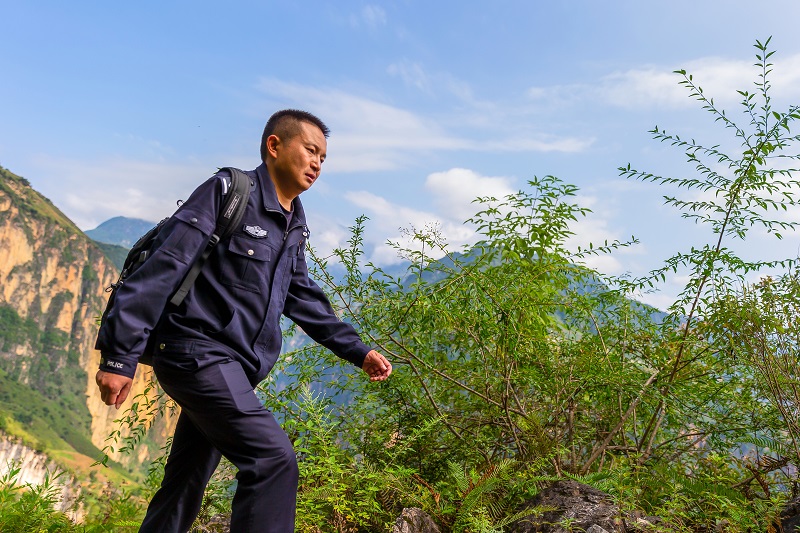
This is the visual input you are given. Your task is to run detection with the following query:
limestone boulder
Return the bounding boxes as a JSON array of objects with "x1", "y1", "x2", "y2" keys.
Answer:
[
  {"x1": 782, "y1": 496, "x2": 800, "y2": 532},
  {"x1": 509, "y1": 479, "x2": 626, "y2": 533},
  {"x1": 392, "y1": 507, "x2": 441, "y2": 533}
]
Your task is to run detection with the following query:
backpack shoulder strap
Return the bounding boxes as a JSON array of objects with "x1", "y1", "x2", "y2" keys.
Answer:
[
  {"x1": 169, "y1": 167, "x2": 252, "y2": 306},
  {"x1": 215, "y1": 167, "x2": 251, "y2": 243}
]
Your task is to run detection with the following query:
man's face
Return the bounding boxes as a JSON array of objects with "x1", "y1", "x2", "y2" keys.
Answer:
[{"x1": 269, "y1": 121, "x2": 327, "y2": 198}]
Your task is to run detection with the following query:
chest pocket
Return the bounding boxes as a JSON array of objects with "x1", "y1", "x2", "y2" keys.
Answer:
[{"x1": 221, "y1": 234, "x2": 272, "y2": 293}]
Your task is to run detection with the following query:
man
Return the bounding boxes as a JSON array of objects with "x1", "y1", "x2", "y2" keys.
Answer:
[{"x1": 95, "y1": 109, "x2": 392, "y2": 532}]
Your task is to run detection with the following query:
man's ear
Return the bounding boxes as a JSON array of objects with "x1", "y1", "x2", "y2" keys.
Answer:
[{"x1": 266, "y1": 134, "x2": 281, "y2": 159}]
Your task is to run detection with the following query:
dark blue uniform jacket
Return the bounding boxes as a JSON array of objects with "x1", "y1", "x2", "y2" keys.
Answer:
[{"x1": 95, "y1": 163, "x2": 371, "y2": 382}]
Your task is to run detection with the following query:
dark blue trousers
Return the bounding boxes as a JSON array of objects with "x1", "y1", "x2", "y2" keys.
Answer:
[{"x1": 139, "y1": 354, "x2": 298, "y2": 533}]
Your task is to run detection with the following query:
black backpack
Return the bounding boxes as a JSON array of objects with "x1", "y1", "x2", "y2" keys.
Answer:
[{"x1": 97, "y1": 167, "x2": 251, "y2": 365}]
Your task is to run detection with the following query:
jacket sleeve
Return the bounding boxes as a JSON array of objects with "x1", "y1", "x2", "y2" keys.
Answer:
[
  {"x1": 95, "y1": 176, "x2": 221, "y2": 378},
  {"x1": 282, "y1": 251, "x2": 371, "y2": 369}
]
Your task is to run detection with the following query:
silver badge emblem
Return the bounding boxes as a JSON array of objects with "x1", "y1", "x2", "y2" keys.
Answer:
[{"x1": 243, "y1": 225, "x2": 268, "y2": 238}]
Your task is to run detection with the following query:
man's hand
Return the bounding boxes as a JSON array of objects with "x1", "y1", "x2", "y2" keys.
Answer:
[
  {"x1": 362, "y1": 350, "x2": 392, "y2": 382},
  {"x1": 96, "y1": 370, "x2": 134, "y2": 409}
]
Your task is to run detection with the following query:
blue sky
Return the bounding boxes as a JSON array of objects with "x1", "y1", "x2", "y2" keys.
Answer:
[{"x1": 3, "y1": 1, "x2": 800, "y2": 309}]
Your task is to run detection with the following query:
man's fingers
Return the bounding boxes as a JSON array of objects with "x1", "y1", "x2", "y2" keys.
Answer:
[
  {"x1": 378, "y1": 355, "x2": 392, "y2": 376},
  {"x1": 96, "y1": 371, "x2": 134, "y2": 409},
  {"x1": 115, "y1": 383, "x2": 131, "y2": 410},
  {"x1": 368, "y1": 354, "x2": 392, "y2": 381},
  {"x1": 102, "y1": 388, "x2": 119, "y2": 406},
  {"x1": 362, "y1": 350, "x2": 392, "y2": 382}
]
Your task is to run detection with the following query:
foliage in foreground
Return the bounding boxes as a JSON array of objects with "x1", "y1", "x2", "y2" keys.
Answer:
[
  {"x1": 289, "y1": 37, "x2": 799, "y2": 531},
  {"x1": 0, "y1": 464, "x2": 143, "y2": 532},
  {"x1": 8, "y1": 38, "x2": 800, "y2": 532}
]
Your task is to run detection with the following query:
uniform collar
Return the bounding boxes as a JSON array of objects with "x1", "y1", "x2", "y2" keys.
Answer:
[{"x1": 256, "y1": 162, "x2": 307, "y2": 227}]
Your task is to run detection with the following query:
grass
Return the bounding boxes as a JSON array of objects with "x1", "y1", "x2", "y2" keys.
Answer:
[{"x1": 0, "y1": 369, "x2": 135, "y2": 485}]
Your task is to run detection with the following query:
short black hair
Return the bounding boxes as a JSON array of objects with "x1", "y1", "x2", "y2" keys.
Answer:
[{"x1": 260, "y1": 109, "x2": 330, "y2": 162}]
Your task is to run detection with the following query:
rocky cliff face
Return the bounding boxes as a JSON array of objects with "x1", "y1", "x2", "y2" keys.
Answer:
[
  {"x1": 0, "y1": 166, "x2": 176, "y2": 469},
  {"x1": 0, "y1": 431, "x2": 83, "y2": 520}
]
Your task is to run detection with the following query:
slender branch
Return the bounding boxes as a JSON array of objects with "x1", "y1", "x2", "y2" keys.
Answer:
[
  {"x1": 581, "y1": 369, "x2": 659, "y2": 474},
  {"x1": 407, "y1": 361, "x2": 463, "y2": 440},
  {"x1": 375, "y1": 339, "x2": 529, "y2": 418}
]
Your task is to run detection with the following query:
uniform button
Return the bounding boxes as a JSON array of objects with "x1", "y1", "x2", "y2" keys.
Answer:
[
  {"x1": 302, "y1": 232, "x2": 308, "y2": 237},
  {"x1": 247, "y1": 249, "x2": 254, "y2": 256},
  {"x1": 190, "y1": 217, "x2": 198, "y2": 224},
  {"x1": 159, "y1": 343, "x2": 166, "y2": 350}
]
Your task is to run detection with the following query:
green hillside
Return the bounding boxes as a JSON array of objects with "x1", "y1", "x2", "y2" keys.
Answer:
[
  {"x1": 0, "y1": 367, "x2": 132, "y2": 480},
  {"x1": 0, "y1": 165, "x2": 81, "y2": 235},
  {"x1": 92, "y1": 240, "x2": 128, "y2": 271},
  {"x1": 0, "y1": 367, "x2": 100, "y2": 460}
]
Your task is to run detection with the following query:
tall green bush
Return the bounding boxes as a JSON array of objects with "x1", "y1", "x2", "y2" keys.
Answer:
[{"x1": 307, "y1": 37, "x2": 800, "y2": 530}]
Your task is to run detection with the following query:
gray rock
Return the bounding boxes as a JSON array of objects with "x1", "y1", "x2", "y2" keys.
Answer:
[
  {"x1": 392, "y1": 507, "x2": 441, "y2": 533},
  {"x1": 625, "y1": 516, "x2": 660, "y2": 532},
  {"x1": 782, "y1": 496, "x2": 800, "y2": 532},
  {"x1": 508, "y1": 479, "x2": 625, "y2": 532},
  {"x1": 192, "y1": 513, "x2": 230, "y2": 532}
]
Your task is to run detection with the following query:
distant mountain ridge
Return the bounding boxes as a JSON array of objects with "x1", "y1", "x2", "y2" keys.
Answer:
[{"x1": 85, "y1": 216, "x2": 155, "y2": 247}]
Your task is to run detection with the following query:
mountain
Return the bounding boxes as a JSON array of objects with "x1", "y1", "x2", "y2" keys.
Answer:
[
  {"x1": 85, "y1": 215, "x2": 155, "y2": 247},
  {"x1": 86, "y1": 216, "x2": 157, "y2": 270},
  {"x1": 0, "y1": 165, "x2": 177, "y2": 489}
]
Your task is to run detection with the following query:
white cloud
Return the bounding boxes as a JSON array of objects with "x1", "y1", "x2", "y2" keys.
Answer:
[
  {"x1": 255, "y1": 79, "x2": 594, "y2": 172},
  {"x1": 332, "y1": 167, "x2": 639, "y2": 275},
  {"x1": 595, "y1": 56, "x2": 761, "y2": 110},
  {"x1": 386, "y1": 61, "x2": 484, "y2": 107},
  {"x1": 362, "y1": 5, "x2": 387, "y2": 28},
  {"x1": 483, "y1": 136, "x2": 593, "y2": 152},
  {"x1": 346, "y1": 190, "x2": 431, "y2": 225},
  {"x1": 526, "y1": 83, "x2": 584, "y2": 108},
  {"x1": 581, "y1": 254, "x2": 624, "y2": 275},
  {"x1": 343, "y1": 188, "x2": 477, "y2": 265},
  {"x1": 425, "y1": 168, "x2": 515, "y2": 222},
  {"x1": 563, "y1": 193, "x2": 629, "y2": 275},
  {"x1": 339, "y1": 168, "x2": 634, "y2": 272},
  {"x1": 257, "y1": 78, "x2": 462, "y2": 171},
  {"x1": 597, "y1": 67, "x2": 693, "y2": 110},
  {"x1": 350, "y1": 5, "x2": 387, "y2": 30},
  {"x1": 386, "y1": 60, "x2": 431, "y2": 93},
  {"x1": 26, "y1": 155, "x2": 239, "y2": 230},
  {"x1": 302, "y1": 212, "x2": 352, "y2": 262},
  {"x1": 528, "y1": 52, "x2": 800, "y2": 112},
  {"x1": 302, "y1": 168, "x2": 514, "y2": 265},
  {"x1": 636, "y1": 292, "x2": 676, "y2": 313},
  {"x1": 344, "y1": 190, "x2": 439, "y2": 264}
]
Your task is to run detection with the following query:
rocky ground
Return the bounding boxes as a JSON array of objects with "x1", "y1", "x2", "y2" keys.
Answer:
[{"x1": 391, "y1": 480, "x2": 800, "y2": 533}]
